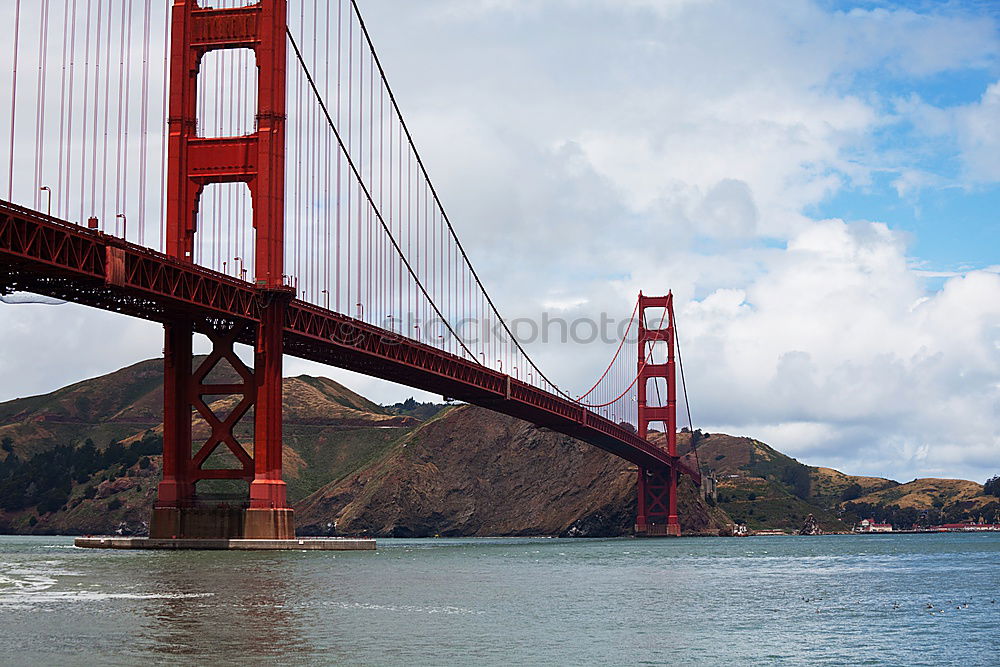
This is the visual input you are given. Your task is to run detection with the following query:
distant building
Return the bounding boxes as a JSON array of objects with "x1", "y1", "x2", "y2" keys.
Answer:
[
  {"x1": 928, "y1": 522, "x2": 1000, "y2": 532},
  {"x1": 855, "y1": 518, "x2": 892, "y2": 533}
]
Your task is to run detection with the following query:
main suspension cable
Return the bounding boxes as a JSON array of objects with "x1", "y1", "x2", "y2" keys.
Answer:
[
  {"x1": 286, "y1": 28, "x2": 480, "y2": 366},
  {"x1": 347, "y1": 0, "x2": 574, "y2": 399},
  {"x1": 576, "y1": 296, "x2": 639, "y2": 401},
  {"x1": 575, "y1": 301, "x2": 668, "y2": 408}
]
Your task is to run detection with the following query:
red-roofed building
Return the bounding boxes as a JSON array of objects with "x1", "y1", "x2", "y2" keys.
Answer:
[{"x1": 855, "y1": 519, "x2": 893, "y2": 533}]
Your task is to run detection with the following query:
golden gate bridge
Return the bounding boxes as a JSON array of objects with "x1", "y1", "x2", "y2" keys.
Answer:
[{"x1": 0, "y1": 0, "x2": 700, "y2": 541}]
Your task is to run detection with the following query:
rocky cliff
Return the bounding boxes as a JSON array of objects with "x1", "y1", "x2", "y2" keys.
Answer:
[{"x1": 295, "y1": 404, "x2": 727, "y2": 537}]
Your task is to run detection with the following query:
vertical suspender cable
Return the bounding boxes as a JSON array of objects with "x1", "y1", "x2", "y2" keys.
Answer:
[
  {"x1": 336, "y1": 0, "x2": 342, "y2": 311},
  {"x1": 120, "y1": 0, "x2": 132, "y2": 234},
  {"x1": 64, "y1": 0, "x2": 79, "y2": 216},
  {"x1": 138, "y1": 0, "x2": 152, "y2": 245},
  {"x1": 57, "y1": 2, "x2": 72, "y2": 218},
  {"x1": 100, "y1": 0, "x2": 113, "y2": 225},
  {"x1": 325, "y1": 0, "x2": 332, "y2": 302},
  {"x1": 90, "y1": 0, "x2": 103, "y2": 223},
  {"x1": 7, "y1": 0, "x2": 22, "y2": 201},
  {"x1": 34, "y1": 0, "x2": 50, "y2": 211},
  {"x1": 288, "y1": 27, "x2": 478, "y2": 361},
  {"x1": 79, "y1": 0, "x2": 93, "y2": 222},
  {"x1": 114, "y1": 0, "x2": 126, "y2": 226},
  {"x1": 160, "y1": 1, "x2": 170, "y2": 251}
]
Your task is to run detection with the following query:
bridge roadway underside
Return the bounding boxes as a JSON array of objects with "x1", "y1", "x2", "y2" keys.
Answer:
[{"x1": 0, "y1": 201, "x2": 698, "y2": 481}]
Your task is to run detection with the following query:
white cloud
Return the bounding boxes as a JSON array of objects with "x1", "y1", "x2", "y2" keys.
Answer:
[
  {"x1": 956, "y1": 80, "x2": 1000, "y2": 181},
  {"x1": 686, "y1": 221, "x2": 1000, "y2": 481}
]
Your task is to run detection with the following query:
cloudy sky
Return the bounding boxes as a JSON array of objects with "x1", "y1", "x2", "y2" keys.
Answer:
[{"x1": 1, "y1": 0, "x2": 998, "y2": 483}]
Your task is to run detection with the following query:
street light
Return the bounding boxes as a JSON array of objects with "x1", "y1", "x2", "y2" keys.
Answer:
[
  {"x1": 116, "y1": 213, "x2": 127, "y2": 240},
  {"x1": 38, "y1": 186, "x2": 51, "y2": 216},
  {"x1": 234, "y1": 257, "x2": 245, "y2": 280}
]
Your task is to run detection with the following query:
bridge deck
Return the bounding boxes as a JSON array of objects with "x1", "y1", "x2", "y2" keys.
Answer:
[{"x1": 0, "y1": 201, "x2": 698, "y2": 481}]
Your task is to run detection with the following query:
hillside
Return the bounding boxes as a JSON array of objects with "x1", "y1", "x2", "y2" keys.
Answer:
[
  {"x1": 295, "y1": 405, "x2": 728, "y2": 537},
  {"x1": 0, "y1": 358, "x2": 166, "y2": 459},
  {"x1": 841, "y1": 478, "x2": 999, "y2": 527},
  {"x1": 674, "y1": 432, "x2": 856, "y2": 531},
  {"x1": 0, "y1": 359, "x2": 728, "y2": 536},
  {"x1": 4, "y1": 360, "x2": 995, "y2": 536},
  {"x1": 680, "y1": 430, "x2": 1000, "y2": 531}
]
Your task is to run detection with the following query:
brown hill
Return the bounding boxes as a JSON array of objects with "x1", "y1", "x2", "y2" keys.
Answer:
[
  {"x1": 809, "y1": 467, "x2": 897, "y2": 504},
  {"x1": 295, "y1": 405, "x2": 728, "y2": 537},
  {"x1": 0, "y1": 358, "x2": 166, "y2": 458},
  {"x1": 849, "y1": 478, "x2": 992, "y2": 512},
  {"x1": 675, "y1": 431, "x2": 897, "y2": 532},
  {"x1": 0, "y1": 359, "x2": 728, "y2": 537}
]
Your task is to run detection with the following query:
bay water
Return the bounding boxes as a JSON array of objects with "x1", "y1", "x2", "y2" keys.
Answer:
[{"x1": 0, "y1": 533, "x2": 997, "y2": 665}]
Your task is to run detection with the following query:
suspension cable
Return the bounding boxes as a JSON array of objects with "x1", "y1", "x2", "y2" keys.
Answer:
[
  {"x1": 575, "y1": 301, "x2": 668, "y2": 408},
  {"x1": 674, "y1": 311, "x2": 700, "y2": 472},
  {"x1": 347, "y1": 0, "x2": 575, "y2": 399},
  {"x1": 675, "y1": 314, "x2": 694, "y2": 438},
  {"x1": 576, "y1": 296, "x2": 639, "y2": 401},
  {"x1": 286, "y1": 28, "x2": 480, "y2": 365}
]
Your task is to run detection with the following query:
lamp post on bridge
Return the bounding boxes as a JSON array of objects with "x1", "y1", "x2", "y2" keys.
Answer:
[
  {"x1": 116, "y1": 214, "x2": 126, "y2": 241},
  {"x1": 38, "y1": 186, "x2": 51, "y2": 216}
]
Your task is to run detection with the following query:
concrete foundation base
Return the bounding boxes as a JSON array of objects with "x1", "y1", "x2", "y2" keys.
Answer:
[
  {"x1": 74, "y1": 536, "x2": 375, "y2": 551},
  {"x1": 635, "y1": 523, "x2": 683, "y2": 537},
  {"x1": 149, "y1": 507, "x2": 295, "y2": 540}
]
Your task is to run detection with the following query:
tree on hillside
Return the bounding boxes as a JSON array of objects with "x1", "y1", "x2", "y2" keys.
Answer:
[
  {"x1": 781, "y1": 464, "x2": 811, "y2": 499},
  {"x1": 985, "y1": 475, "x2": 1000, "y2": 498},
  {"x1": 840, "y1": 483, "x2": 863, "y2": 502}
]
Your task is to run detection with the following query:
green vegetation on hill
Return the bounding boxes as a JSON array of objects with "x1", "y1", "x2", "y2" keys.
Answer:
[
  {"x1": 0, "y1": 434, "x2": 161, "y2": 518},
  {"x1": 282, "y1": 424, "x2": 416, "y2": 502},
  {"x1": 689, "y1": 430, "x2": 998, "y2": 531},
  {"x1": 840, "y1": 478, "x2": 1000, "y2": 527},
  {"x1": 685, "y1": 432, "x2": 853, "y2": 531},
  {"x1": 384, "y1": 397, "x2": 449, "y2": 422}
]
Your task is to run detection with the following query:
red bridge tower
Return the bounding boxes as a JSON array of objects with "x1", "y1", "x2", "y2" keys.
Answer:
[
  {"x1": 634, "y1": 292, "x2": 681, "y2": 537},
  {"x1": 151, "y1": 0, "x2": 293, "y2": 539}
]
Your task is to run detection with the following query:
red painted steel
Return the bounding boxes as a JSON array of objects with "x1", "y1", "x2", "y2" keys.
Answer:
[
  {"x1": 163, "y1": 0, "x2": 290, "y2": 516},
  {"x1": 0, "y1": 201, "x2": 701, "y2": 483},
  {"x1": 166, "y1": 0, "x2": 286, "y2": 284},
  {"x1": 635, "y1": 292, "x2": 682, "y2": 536}
]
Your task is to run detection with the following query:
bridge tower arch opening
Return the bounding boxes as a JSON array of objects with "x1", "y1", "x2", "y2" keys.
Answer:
[
  {"x1": 634, "y1": 292, "x2": 680, "y2": 537},
  {"x1": 152, "y1": 0, "x2": 294, "y2": 540}
]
